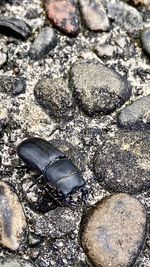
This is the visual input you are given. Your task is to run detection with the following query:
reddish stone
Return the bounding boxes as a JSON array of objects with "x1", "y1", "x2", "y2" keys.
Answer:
[{"x1": 45, "y1": 0, "x2": 80, "y2": 36}]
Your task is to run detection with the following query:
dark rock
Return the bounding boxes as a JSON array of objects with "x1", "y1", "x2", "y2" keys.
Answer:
[
  {"x1": 34, "y1": 78, "x2": 74, "y2": 121},
  {"x1": 81, "y1": 193, "x2": 146, "y2": 267},
  {"x1": 0, "y1": 52, "x2": 7, "y2": 68},
  {"x1": 44, "y1": 0, "x2": 80, "y2": 36},
  {"x1": 118, "y1": 95, "x2": 150, "y2": 130},
  {"x1": 141, "y1": 28, "x2": 150, "y2": 57},
  {"x1": 70, "y1": 61, "x2": 131, "y2": 116},
  {"x1": 25, "y1": 8, "x2": 40, "y2": 19},
  {"x1": 29, "y1": 27, "x2": 57, "y2": 60},
  {"x1": 107, "y1": 2, "x2": 143, "y2": 35},
  {"x1": 79, "y1": 0, "x2": 109, "y2": 31},
  {"x1": 0, "y1": 17, "x2": 32, "y2": 40},
  {"x1": 93, "y1": 131, "x2": 150, "y2": 194},
  {"x1": 0, "y1": 181, "x2": 26, "y2": 250},
  {"x1": 0, "y1": 76, "x2": 26, "y2": 96}
]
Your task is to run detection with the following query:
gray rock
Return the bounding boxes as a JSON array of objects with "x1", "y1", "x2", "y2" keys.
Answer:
[
  {"x1": 25, "y1": 8, "x2": 40, "y2": 19},
  {"x1": 79, "y1": 0, "x2": 109, "y2": 31},
  {"x1": 0, "y1": 76, "x2": 26, "y2": 96},
  {"x1": 34, "y1": 78, "x2": 74, "y2": 121},
  {"x1": 0, "y1": 181, "x2": 26, "y2": 250},
  {"x1": 0, "y1": 17, "x2": 32, "y2": 40},
  {"x1": 0, "y1": 258, "x2": 35, "y2": 267},
  {"x1": 93, "y1": 131, "x2": 150, "y2": 193},
  {"x1": 29, "y1": 27, "x2": 57, "y2": 60},
  {"x1": 141, "y1": 28, "x2": 150, "y2": 57},
  {"x1": 70, "y1": 61, "x2": 131, "y2": 116},
  {"x1": 81, "y1": 193, "x2": 146, "y2": 267},
  {"x1": 94, "y1": 44, "x2": 115, "y2": 58},
  {"x1": 33, "y1": 207, "x2": 80, "y2": 239},
  {"x1": 118, "y1": 95, "x2": 150, "y2": 130},
  {"x1": 107, "y1": 2, "x2": 143, "y2": 35},
  {"x1": 0, "y1": 52, "x2": 7, "y2": 68}
]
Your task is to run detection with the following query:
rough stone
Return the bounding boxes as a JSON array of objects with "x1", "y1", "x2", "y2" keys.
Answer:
[
  {"x1": 81, "y1": 193, "x2": 146, "y2": 267},
  {"x1": 93, "y1": 131, "x2": 150, "y2": 194},
  {"x1": 0, "y1": 76, "x2": 26, "y2": 96},
  {"x1": 0, "y1": 17, "x2": 32, "y2": 40},
  {"x1": 79, "y1": 0, "x2": 109, "y2": 31},
  {"x1": 25, "y1": 8, "x2": 40, "y2": 19},
  {"x1": 141, "y1": 28, "x2": 150, "y2": 57},
  {"x1": 34, "y1": 78, "x2": 74, "y2": 121},
  {"x1": 70, "y1": 61, "x2": 131, "y2": 116},
  {"x1": 44, "y1": 0, "x2": 80, "y2": 36},
  {"x1": 94, "y1": 44, "x2": 115, "y2": 58},
  {"x1": 0, "y1": 181, "x2": 26, "y2": 250},
  {"x1": 107, "y1": 2, "x2": 143, "y2": 35},
  {"x1": 0, "y1": 103, "x2": 9, "y2": 137},
  {"x1": 0, "y1": 257, "x2": 35, "y2": 267},
  {"x1": 0, "y1": 52, "x2": 7, "y2": 68},
  {"x1": 118, "y1": 95, "x2": 150, "y2": 130},
  {"x1": 29, "y1": 27, "x2": 57, "y2": 60}
]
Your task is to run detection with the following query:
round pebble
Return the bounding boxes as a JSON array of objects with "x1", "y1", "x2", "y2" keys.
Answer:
[
  {"x1": 141, "y1": 28, "x2": 150, "y2": 57},
  {"x1": 81, "y1": 193, "x2": 146, "y2": 267}
]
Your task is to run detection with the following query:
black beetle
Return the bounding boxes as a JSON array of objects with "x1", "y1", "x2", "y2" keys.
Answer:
[{"x1": 17, "y1": 137, "x2": 87, "y2": 206}]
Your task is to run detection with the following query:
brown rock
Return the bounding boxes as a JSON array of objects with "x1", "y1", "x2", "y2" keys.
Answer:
[
  {"x1": 44, "y1": 0, "x2": 80, "y2": 36},
  {"x1": 81, "y1": 193, "x2": 146, "y2": 267},
  {"x1": 0, "y1": 182, "x2": 26, "y2": 250}
]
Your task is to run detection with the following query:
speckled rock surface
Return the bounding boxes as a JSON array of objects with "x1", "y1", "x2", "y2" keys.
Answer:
[
  {"x1": 0, "y1": 257, "x2": 36, "y2": 267},
  {"x1": 81, "y1": 193, "x2": 146, "y2": 267},
  {"x1": 118, "y1": 95, "x2": 150, "y2": 129},
  {"x1": 70, "y1": 61, "x2": 131, "y2": 116},
  {"x1": 94, "y1": 131, "x2": 150, "y2": 194},
  {"x1": 0, "y1": 76, "x2": 26, "y2": 96},
  {"x1": 34, "y1": 77, "x2": 75, "y2": 121}
]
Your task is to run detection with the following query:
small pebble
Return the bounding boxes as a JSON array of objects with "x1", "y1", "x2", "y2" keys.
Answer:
[
  {"x1": 0, "y1": 76, "x2": 26, "y2": 96},
  {"x1": 79, "y1": 0, "x2": 109, "y2": 31},
  {"x1": 25, "y1": 8, "x2": 40, "y2": 19},
  {"x1": 141, "y1": 28, "x2": 150, "y2": 57},
  {"x1": 0, "y1": 52, "x2": 7, "y2": 68},
  {"x1": 94, "y1": 44, "x2": 115, "y2": 58},
  {"x1": 118, "y1": 95, "x2": 150, "y2": 129},
  {"x1": 29, "y1": 27, "x2": 57, "y2": 60},
  {"x1": 12, "y1": 78, "x2": 26, "y2": 96},
  {"x1": 0, "y1": 17, "x2": 32, "y2": 40},
  {"x1": 81, "y1": 193, "x2": 146, "y2": 267},
  {"x1": 0, "y1": 181, "x2": 26, "y2": 250},
  {"x1": 44, "y1": 0, "x2": 80, "y2": 36},
  {"x1": 34, "y1": 78, "x2": 74, "y2": 121}
]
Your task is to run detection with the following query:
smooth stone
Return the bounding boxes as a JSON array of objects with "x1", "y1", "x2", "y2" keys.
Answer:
[
  {"x1": 107, "y1": 2, "x2": 143, "y2": 35},
  {"x1": 0, "y1": 181, "x2": 26, "y2": 250},
  {"x1": 29, "y1": 27, "x2": 57, "y2": 60},
  {"x1": 81, "y1": 193, "x2": 146, "y2": 267},
  {"x1": 70, "y1": 61, "x2": 131, "y2": 116},
  {"x1": 0, "y1": 17, "x2": 32, "y2": 40},
  {"x1": 141, "y1": 28, "x2": 150, "y2": 57},
  {"x1": 44, "y1": 0, "x2": 80, "y2": 36},
  {"x1": 94, "y1": 44, "x2": 115, "y2": 58},
  {"x1": 0, "y1": 76, "x2": 26, "y2": 96},
  {"x1": 0, "y1": 52, "x2": 7, "y2": 68},
  {"x1": 0, "y1": 258, "x2": 35, "y2": 267},
  {"x1": 79, "y1": 0, "x2": 109, "y2": 31},
  {"x1": 34, "y1": 78, "x2": 74, "y2": 121},
  {"x1": 93, "y1": 131, "x2": 150, "y2": 193},
  {"x1": 118, "y1": 95, "x2": 150, "y2": 130}
]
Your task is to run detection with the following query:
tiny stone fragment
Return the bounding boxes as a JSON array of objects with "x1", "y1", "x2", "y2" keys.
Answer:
[
  {"x1": 29, "y1": 27, "x2": 57, "y2": 60},
  {"x1": 12, "y1": 78, "x2": 26, "y2": 96},
  {"x1": 44, "y1": 0, "x2": 80, "y2": 36},
  {"x1": 0, "y1": 52, "x2": 7, "y2": 68},
  {"x1": 81, "y1": 193, "x2": 146, "y2": 267},
  {"x1": 141, "y1": 28, "x2": 150, "y2": 57},
  {"x1": 94, "y1": 44, "x2": 115, "y2": 58},
  {"x1": 0, "y1": 181, "x2": 26, "y2": 250},
  {"x1": 118, "y1": 95, "x2": 150, "y2": 130},
  {"x1": 0, "y1": 17, "x2": 32, "y2": 40},
  {"x1": 0, "y1": 76, "x2": 26, "y2": 96},
  {"x1": 70, "y1": 61, "x2": 131, "y2": 116},
  {"x1": 79, "y1": 0, "x2": 109, "y2": 31},
  {"x1": 34, "y1": 78, "x2": 74, "y2": 121}
]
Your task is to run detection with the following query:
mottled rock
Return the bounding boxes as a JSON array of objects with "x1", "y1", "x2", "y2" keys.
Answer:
[
  {"x1": 0, "y1": 257, "x2": 35, "y2": 267},
  {"x1": 107, "y1": 2, "x2": 143, "y2": 35},
  {"x1": 34, "y1": 78, "x2": 74, "y2": 121},
  {"x1": 0, "y1": 181, "x2": 26, "y2": 250},
  {"x1": 118, "y1": 95, "x2": 150, "y2": 130},
  {"x1": 94, "y1": 44, "x2": 115, "y2": 58},
  {"x1": 0, "y1": 52, "x2": 7, "y2": 68},
  {"x1": 0, "y1": 17, "x2": 32, "y2": 40},
  {"x1": 141, "y1": 28, "x2": 150, "y2": 57},
  {"x1": 29, "y1": 27, "x2": 57, "y2": 60},
  {"x1": 0, "y1": 76, "x2": 26, "y2": 96},
  {"x1": 70, "y1": 61, "x2": 131, "y2": 116},
  {"x1": 34, "y1": 207, "x2": 80, "y2": 238},
  {"x1": 81, "y1": 193, "x2": 146, "y2": 267},
  {"x1": 79, "y1": 0, "x2": 109, "y2": 31},
  {"x1": 45, "y1": 0, "x2": 80, "y2": 36},
  {"x1": 25, "y1": 8, "x2": 40, "y2": 19},
  {"x1": 129, "y1": 0, "x2": 150, "y2": 7},
  {"x1": 0, "y1": 103, "x2": 9, "y2": 137},
  {"x1": 93, "y1": 131, "x2": 150, "y2": 193}
]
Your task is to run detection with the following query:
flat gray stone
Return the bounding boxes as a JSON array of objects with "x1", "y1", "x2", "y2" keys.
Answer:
[
  {"x1": 81, "y1": 193, "x2": 146, "y2": 267},
  {"x1": 118, "y1": 95, "x2": 150, "y2": 129},
  {"x1": 70, "y1": 61, "x2": 131, "y2": 116}
]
